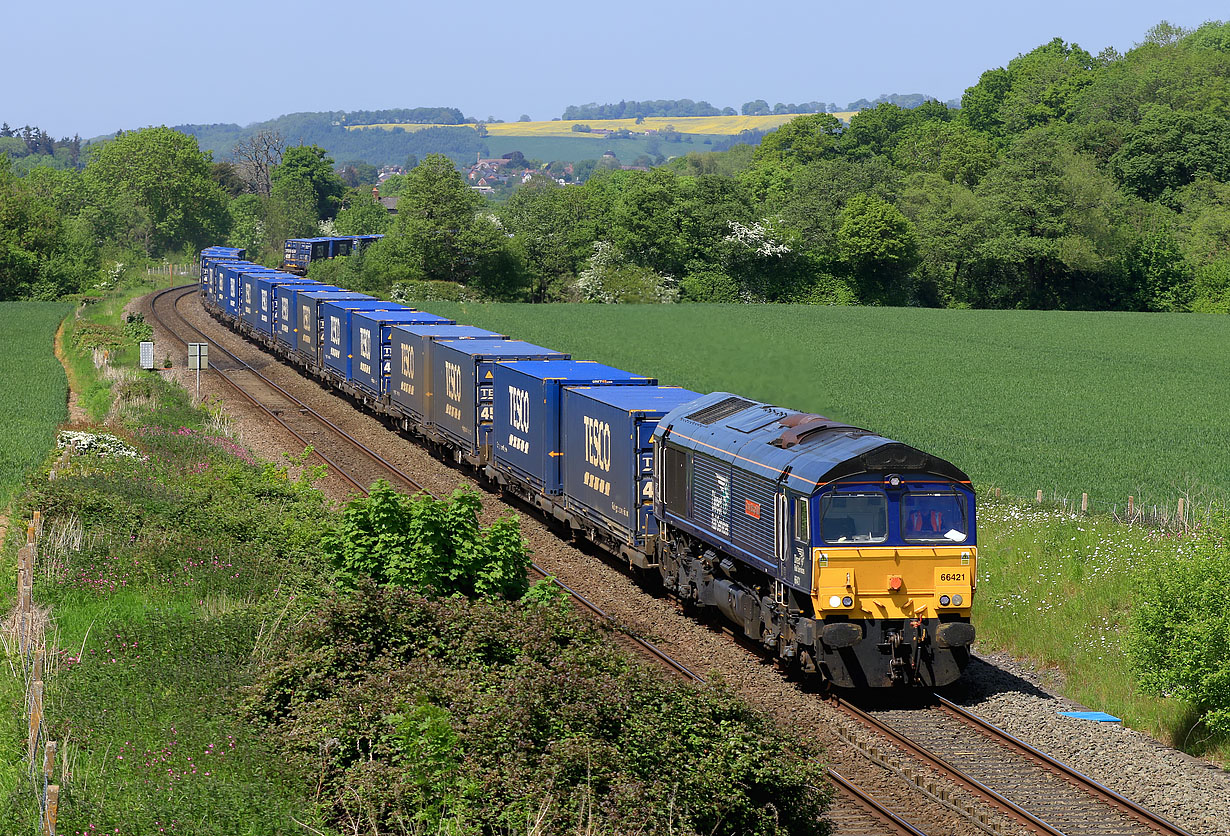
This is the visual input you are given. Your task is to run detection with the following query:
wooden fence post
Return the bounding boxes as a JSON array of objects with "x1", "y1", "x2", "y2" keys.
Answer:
[
  {"x1": 1081, "y1": 493, "x2": 1088, "y2": 514},
  {"x1": 1036, "y1": 490, "x2": 1043, "y2": 504},
  {"x1": 43, "y1": 785, "x2": 58, "y2": 836},
  {"x1": 1128, "y1": 496, "x2": 1135, "y2": 519},
  {"x1": 28, "y1": 681, "x2": 44, "y2": 765},
  {"x1": 43, "y1": 741, "x2": 56, "y2": 783},
  {"x1": 1176, "y1": 497, "x2": 1185, "y2": 528}
]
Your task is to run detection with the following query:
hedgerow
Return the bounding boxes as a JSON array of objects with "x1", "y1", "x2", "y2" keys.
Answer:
[{"x1": 247, "y1": 584, "x2": 832, "y2": 835}]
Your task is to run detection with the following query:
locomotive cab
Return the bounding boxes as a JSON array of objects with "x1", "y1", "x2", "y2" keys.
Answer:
[{"x1": 809, "y1": 472, "x2": 977, "y2": 687}]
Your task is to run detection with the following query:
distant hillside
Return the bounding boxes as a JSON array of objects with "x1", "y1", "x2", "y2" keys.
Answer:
[
  {"x1": 175, "y1": 108, "x2": 484, "y2": 168},
  {"x1": 170, "y1": 94, "x2": 945, "y2": 169}
]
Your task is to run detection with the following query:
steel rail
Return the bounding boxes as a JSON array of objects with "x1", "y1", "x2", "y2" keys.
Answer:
[
  {"x1": 152, "y1": 285, "x2": 425, "y2": 496},
  {"x1": 933, "y1": 694, "x2": 1195, "y2": 836}
]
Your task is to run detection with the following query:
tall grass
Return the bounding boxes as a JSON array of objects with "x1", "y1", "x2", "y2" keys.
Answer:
[{"x1": 0, "y1": 302, "x2": 72, "y2": 512}]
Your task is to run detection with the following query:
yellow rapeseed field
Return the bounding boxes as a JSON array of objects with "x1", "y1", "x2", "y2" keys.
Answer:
[{"x1": 344, "y1": 113, "x2": 857, "y2": 137}]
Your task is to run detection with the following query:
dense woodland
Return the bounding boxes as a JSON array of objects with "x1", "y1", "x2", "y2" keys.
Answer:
[{"x1": 3, "y1": 21, "x2": 1230, "y2": 311}]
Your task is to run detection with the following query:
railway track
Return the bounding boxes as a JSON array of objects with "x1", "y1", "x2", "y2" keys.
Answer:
[
  {"x1": 833, "y1": 693, "x2": 1195, "y2": 836},
  {"x1": 147, "y1": 285, "x2": 1199, "y2": 836}
]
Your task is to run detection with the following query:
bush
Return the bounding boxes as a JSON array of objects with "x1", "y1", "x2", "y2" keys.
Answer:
[
  {"x1": 1128, "y1": 514, "x2": 1230, "y2": 735},
  {"x1": 323, "y1": 481, "x2": 531, "y2": 599},
  {"x1": 248, "y1": 585, "x2": 831, "y2": 836}
]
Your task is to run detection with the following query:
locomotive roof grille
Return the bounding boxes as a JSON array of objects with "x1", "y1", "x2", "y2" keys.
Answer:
[{"x1": 685, "y1": 396, "x2": 755, "y2": 425}]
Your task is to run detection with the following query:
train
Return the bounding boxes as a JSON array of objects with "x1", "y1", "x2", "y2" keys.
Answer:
[{"x1": 196, "y1": 245, "x2": 978, "y2": 688}]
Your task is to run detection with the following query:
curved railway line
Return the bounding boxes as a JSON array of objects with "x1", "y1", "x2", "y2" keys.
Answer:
[{"x1": 146, "y1": 284, "x2": 1200, "y2": 836}]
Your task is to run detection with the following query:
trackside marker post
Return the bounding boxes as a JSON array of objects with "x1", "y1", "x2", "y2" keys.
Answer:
[{"x1": 188, "y1": 343, "x2": 209, "y2": 399}]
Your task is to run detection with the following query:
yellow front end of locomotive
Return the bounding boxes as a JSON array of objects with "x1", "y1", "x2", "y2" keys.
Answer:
[{"x1": 811, "y1": 546, "x2": 976, "y2": 619}]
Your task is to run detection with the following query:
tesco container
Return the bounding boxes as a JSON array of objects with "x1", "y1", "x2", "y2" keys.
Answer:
[
  {"x1": 243, "y1": 273, "x2": 313, "y2": 336},
  {"x1": 388, "y1": 325, "x2": 508, "y2": 424},
  {"x1": 491, "y1": 361, "x2": 655, "y2": 495},
  {"x1": 292, "y1": 291, "x2": 377, "y2": 361},
  {"x1": 430, "y1": 340, "x2": 569, "y2": 459},
  {"x1": 561, "y1": 386, "x2": 702, "y2": 545},
  {"x1": 224, "y1": 265, "x2": 279, "y2": 320},
  {"x1": 348, "y1": 310, "x2": 456, "y2": 396},
  {"x1": 320, "y1": 300, "x2": 409, "y2": 379},
  {"x1": 272, "y1": 283, "x2": 343, "y2": 348}
]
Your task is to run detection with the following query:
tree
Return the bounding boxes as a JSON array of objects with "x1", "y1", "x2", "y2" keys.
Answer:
[
  {"x1": 971, "y1": 128, "x2": 1132, "y2": 309},
  {"x1": 1110, "y1": 106, "x2": 1230, "y2": 201},
  {"x1": 892, "y1": 121, "x2": 998, "y2": 188},
  {"x1": 232, "y1": 129, "x2": 285, "y2": 197},
  {"x1": 334, "y1": 187, "x2": 392, "y2": 236},
  {"x1": 271, "y1": 145, "x2": 345, "y2": 220},
  {"x1": 836, "y1": 193, "x2": 919, "y2": 303},
  {"x1": 375, "y1": 154, "x2": 524, "y2": 297},
  {"x1": 84, "y1": 126, "x2": 229, "y2": 255},
  {"x1": 501, "y1": 180, "x2": 598, "y2": 301}
]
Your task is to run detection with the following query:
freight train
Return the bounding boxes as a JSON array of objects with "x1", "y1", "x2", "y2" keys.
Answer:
[{"x1": 197, "y1": 245, "x2": 978, "y2": 687}]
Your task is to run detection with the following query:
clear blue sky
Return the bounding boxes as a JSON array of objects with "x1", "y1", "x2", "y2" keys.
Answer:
[{"x1": 7, "y1": 0, "x2": 1226, "y2": 139}]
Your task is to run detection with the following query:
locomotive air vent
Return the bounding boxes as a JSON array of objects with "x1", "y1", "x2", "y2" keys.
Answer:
[{"x1": 685, "y1": 396, "x2": 755, "y2": 426}]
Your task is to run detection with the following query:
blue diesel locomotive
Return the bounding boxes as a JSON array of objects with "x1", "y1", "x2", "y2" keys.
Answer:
[{"x1": 197, "y1": 248, "x2": 977, "y2": 687}]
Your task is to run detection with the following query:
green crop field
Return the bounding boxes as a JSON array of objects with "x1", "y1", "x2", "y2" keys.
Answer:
[
  {"x1": 0, "y1": 302, "x2": 72, "y2": 512},
  {"x1": 424, "y1": 302, "x2": 1230, "y2": 516}
]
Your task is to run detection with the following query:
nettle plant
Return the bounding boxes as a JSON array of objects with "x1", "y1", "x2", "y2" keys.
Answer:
[{"x1": 323, "y1": 481, "x2": 530, "y2": 599}]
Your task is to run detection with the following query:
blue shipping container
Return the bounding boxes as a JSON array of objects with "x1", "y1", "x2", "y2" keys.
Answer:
[
  {"x1": 272, "y1": 283, "x2": 342, "y2": 348},
  {"x1": 561, "y1": 386, "x2": 702, "y2": 544},
  {"x1": 243, "y1": 273, "x2": 313, "y2": 335},
  {"x1": 292, "y1": 291, "x2": 376, "y2": 360},
  {"x1": 320, "y1": 300, "x2": 409, "y2": 379},
  {"x1": 388, "y1": 325, "x2": 508, "y2": 424},
  {"x1": 226, "y1": 265, "x2": 280, "y2": 320},
  {"x1": 491, "y1": 361, "x2": 655, "y2": 495},
  {"x1": 349, "y1": 310, "x2": 456, "y2": 396},
  {"x1": 430, "y1": 340, "x2": 569, "y2": 459}
]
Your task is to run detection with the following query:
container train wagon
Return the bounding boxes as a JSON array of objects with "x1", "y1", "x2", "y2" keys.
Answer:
[
  {"x1": 197, "y1": 249, "x2": 978, "y2": 688},
  {"x1": 281, "y1": 234, "x2": 384, "y2": 275}
]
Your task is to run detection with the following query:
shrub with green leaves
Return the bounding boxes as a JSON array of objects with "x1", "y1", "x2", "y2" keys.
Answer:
[
  {"x1": 1128, "y1": 514, "x2": 1230, "y2": 735},
  {"x1": 324, "y1": 480, "x2": 531, "y2": 599},
  {"x1": 248, "y1": 584, "x2": 831, "y2": 836}
]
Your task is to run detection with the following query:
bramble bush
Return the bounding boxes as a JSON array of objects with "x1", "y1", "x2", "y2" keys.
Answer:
[
  {"x1": 1128, "y1": 513, "x2": 1230, "y2": 736},
  {"x1": 323, "y1": 480, "x2": 531, "y2": 599},
  {"x1": 247, "y1": 584, "x2": 831, "y2": 836}
]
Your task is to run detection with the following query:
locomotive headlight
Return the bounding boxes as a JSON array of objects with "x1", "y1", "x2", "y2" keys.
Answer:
[
  {"x1": 841, "y1": 596, "x2": 853, "y2": 607},
  {"x1": 886, "y1": 473, "x2": 902, "y2": 488},
  {"x1": 952, "y1": 594, "x2": 964, "y2": 606},
  {"x1": 939, "y1": 595, "x2": 951, "y2": 606},
  {"x1": 828, "y1": 595, "x2": 842, "y2": 608}
]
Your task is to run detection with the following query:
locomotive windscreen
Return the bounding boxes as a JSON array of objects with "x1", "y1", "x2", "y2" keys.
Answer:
[
  {"x1": 901, "y1": 491, "x2": 968, "y2": 543},
  {"x1": 820, "y1": 492, "x2": 888, "y2": 544}
]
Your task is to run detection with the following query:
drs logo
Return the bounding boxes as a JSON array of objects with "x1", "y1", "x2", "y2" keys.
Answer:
[
  {"x1": 359, "y1": 327, "x2": 371, "y2": 360},
  {"x1": 509, "y1": 386, "x2": 530, "y2": 434},
  {"x1": 444, "y1": 362, "x2": 462, "y2": 402},
  {"x1": 261, "y1": 289, "x2": 268, "y2": 311},
  {"x1": 583, "y1": 416, "x2": 611, "y2": 472},
  {"x1": 401, "y1": 344, "x2": 413, "y2": 378},
  {"x1": 280, "y1": 298, "x2": 289, "y2": 323},
  {"x1": 329, "y1": 316, "x2": 340, "y2": 346},
  {"x1": 301, "y1": 304, "x2": 311, "y2": 335}
]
